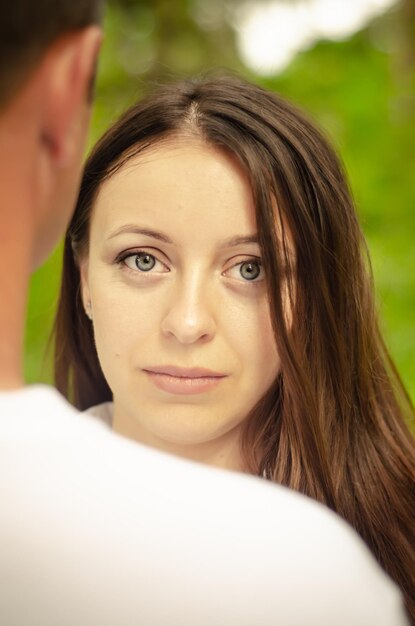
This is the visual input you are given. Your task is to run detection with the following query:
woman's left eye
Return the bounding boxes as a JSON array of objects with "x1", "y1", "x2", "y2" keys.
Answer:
[
  {"x1": 120, "y1": 252, "x2": 168, "y2": 273},
  {"x1": 224, "y1": 259, "x2": 264, "y2": 282}
]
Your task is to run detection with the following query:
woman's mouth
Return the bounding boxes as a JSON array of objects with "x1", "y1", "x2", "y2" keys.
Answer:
[{"x1": 142, "y1": 366, "x2": 227, "y2": 395}]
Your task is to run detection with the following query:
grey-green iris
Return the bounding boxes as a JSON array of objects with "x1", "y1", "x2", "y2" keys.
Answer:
[
  {"x1": 240, "y1": 261, "x2": 260, "y2": 281},
  {"x1": 135, "y1": 253, "x2": 156, "y2": 271}
]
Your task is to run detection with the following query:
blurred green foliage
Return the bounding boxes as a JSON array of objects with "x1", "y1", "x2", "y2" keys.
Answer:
[{"x1": 25, "y1": 1, "x2": 414, "y2": 411}]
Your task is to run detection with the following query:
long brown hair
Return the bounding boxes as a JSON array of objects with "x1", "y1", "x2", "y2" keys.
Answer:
[{"x1": 54, "y1": 75, "x2": 415, "y2": 620}]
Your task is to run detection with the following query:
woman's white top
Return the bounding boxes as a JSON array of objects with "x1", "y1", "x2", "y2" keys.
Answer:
[{"x1": 84, "y1": 401, "x2": 113, "y2": 427}]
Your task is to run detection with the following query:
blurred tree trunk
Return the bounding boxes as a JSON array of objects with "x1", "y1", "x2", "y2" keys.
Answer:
[
  {"x1": 395, "y1": 0, "x2": 415, "y2": 119},
  {"x1": 109, "y1": 0, "x2": 242, "y2": 86},
  {"x1": 399, "y1": 0, "x2": 415, "y2": 72}
]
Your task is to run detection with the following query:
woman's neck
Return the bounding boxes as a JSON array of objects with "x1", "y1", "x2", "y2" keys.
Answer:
[{"x1": 112, "y1": 407, "x2": 245, "y2": 472}]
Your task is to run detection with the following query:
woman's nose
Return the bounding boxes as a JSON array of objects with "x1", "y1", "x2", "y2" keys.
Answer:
[{"x1": 161, "y1": 276, "x2": 216, "y2": 345}]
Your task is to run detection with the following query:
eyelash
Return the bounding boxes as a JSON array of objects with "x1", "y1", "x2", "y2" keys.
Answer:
[{"x1": 115, "y1": 249, "x2": 264, "y2": 283}]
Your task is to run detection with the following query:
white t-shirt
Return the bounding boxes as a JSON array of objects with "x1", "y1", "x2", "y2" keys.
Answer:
[{"x1": 0, "y1": 386, "x2": 408, "y2": 626}]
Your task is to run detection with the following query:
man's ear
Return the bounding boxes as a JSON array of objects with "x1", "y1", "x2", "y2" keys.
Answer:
[{"x1": 40, "y1": 25, "x2": 102, "y2": 166}]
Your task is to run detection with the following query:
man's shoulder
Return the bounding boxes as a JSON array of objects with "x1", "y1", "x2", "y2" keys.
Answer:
[
  {"x1": 0, "y1": 385, "x2": 393, "y2": 547},
  {"x1": 0, "y1": 384, "x2": 114, "y2": 443},
  {"x1": 0, "y1": 384, "x2": 83, "y2": 425},
  {"x1": 0, "y1": 386, "x2": 407, "y2": 625}
]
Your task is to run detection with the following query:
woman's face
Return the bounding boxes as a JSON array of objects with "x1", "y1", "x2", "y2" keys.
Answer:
[{"x1": 80, "y1": 139, "x2": 280, "y2": 452}]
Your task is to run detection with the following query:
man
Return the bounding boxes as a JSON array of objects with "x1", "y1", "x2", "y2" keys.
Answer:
[{"x1": 0, "y1": 2, "x2": 409, "y2": 624}]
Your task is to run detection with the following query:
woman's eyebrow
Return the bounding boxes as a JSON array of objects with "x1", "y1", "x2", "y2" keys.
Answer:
[
  {"x1": 106, "y1": 227, "x2": 259, "y2": 248},
  {"x1": 107, "y1": 225, "x2": 173, "y2": 244},
  {"x1": 220, "y1": 235, "x2": 259, "y2": 248}
]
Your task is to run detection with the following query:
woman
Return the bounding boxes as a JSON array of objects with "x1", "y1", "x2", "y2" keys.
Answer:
[{"x1": 54, "y1": 75, "x2": 415, "y2": 620}]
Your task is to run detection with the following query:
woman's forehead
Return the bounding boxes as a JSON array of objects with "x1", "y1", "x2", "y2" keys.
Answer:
[{"x1": 91, "y1": 140, "x2": 258, "y2": 236}]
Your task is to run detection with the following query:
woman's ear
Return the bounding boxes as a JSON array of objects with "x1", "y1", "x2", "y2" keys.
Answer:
[{"x1": 79, "y1": 258, "x2": 93, "y2": 321}]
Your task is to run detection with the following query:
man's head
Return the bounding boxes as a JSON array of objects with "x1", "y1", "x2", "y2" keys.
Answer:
[
  {"x1": 0, "y1": 0, "x2": 103, "y2": 267},
  {"x1": 0, "y1": 1, "x2": 103, "y2": 107}
]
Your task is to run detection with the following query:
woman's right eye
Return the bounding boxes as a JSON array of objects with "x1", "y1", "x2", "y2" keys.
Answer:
[{"x1": 119, "y1": 251, "x2": 169, "y2": 273}]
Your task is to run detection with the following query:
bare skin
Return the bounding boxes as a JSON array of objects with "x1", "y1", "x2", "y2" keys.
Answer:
[{"x1": 80, "y1": 142, "x2": 281, "y2": 471}]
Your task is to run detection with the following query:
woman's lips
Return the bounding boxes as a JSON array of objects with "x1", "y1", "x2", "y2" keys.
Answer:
[{"x1": 143, "y1": 366, "x2": 227, "y2": 395}]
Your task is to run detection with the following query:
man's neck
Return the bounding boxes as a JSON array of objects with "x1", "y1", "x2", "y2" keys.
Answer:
[
  {"x1": 0, "y1": 219, "x2": 32, "y2": 389},
  {"x1": 0, "y1": 122, "x2": 34, "y2": 390}
]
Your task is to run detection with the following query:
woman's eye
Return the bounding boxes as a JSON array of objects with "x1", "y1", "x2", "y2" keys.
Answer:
[
  {"x1": 239, "y1": 260, "x2": 262, "y2": 281},
  {"x1": 224, "y1": 259, "x2": 264, "y2": 282},
  {"x1": 120, "y1": 252, "x2": 167, "y2": 273},
  {"x1": 129, "y1": 253, "x2": 155, "y2": 272}
]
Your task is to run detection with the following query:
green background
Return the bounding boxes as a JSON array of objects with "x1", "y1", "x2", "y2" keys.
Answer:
[{"x1": 25, "y1": 0, "x2": 415, "y2": 418}]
